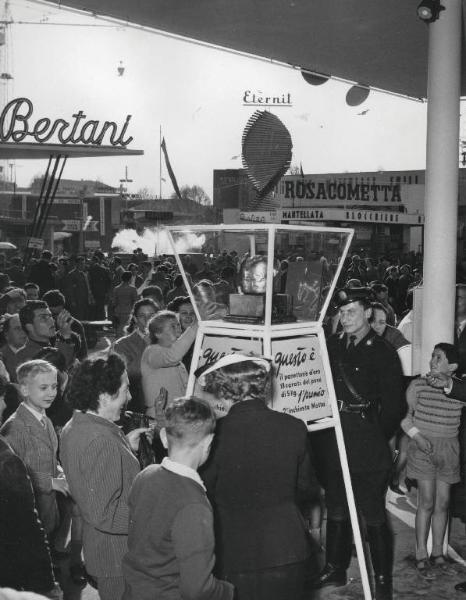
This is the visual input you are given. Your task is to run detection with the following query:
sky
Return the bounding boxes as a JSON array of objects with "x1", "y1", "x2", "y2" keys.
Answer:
[{"x1": 0, "y1": 0, "x2": 439, "y2": 200}]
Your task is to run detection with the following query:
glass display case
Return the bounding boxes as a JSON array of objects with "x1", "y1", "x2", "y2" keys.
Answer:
[{"x1": 165, "y1": 224, "x2": 353, "y2": 331}]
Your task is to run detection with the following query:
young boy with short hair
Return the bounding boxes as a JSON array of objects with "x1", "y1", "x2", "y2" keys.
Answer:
[
  {"x1": 401, "y1": 343, "x2": 462, "y2": 577},
  {"x1": 122, "y1": 396, "x2": 234, "y2": 600},
  {"x1": 0, "y1": 359, "x2": 69, "y2": 536}
]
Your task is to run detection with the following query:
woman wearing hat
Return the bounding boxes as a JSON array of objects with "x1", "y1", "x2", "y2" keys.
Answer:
[{"x1": 199, "y1": 354, "x2": 316, "y2": 600}]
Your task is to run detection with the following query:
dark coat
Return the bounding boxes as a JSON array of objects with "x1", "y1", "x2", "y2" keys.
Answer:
[
  {"x1": 314, "y1": 329, "x2": 404, "y2": 475},
  {"x1": 450, "y1": 379, "x2": 466, "y2": 402},
  {"x1": 28, "y1": 260, "x2": 55, "y2": 296},
  {"x1": 88, "y1": 263, "x2": 112, "y2": 301},
  {"x1": 0, "y1": 436, "x2": 56, "y2": 593},
  {"x1": 61, "y1": 268, "x2": 91, "y2": 320},
  {"x1": 455, "y1": 327, "x2": 466, "y2": 376},
  {"x1": 200, "y1": 399, "x2": 314, "y2": 574}
]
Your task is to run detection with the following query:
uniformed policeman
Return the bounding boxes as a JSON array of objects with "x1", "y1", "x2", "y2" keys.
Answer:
[{"x1": 311, "y1": 287, "x2": 405, "y2": 600}]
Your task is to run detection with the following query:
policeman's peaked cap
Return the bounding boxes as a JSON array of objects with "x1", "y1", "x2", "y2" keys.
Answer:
[{"x1": 334, "y1": 287, "x2": 374, "y2": 309}]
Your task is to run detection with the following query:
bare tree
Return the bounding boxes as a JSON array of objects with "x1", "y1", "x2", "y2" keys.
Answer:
[
  {"x1": 136, "y1": 186, "x2": 158, "y2": 199},
  {"x1": 171, "y1": 185, "x2": 211, "y2": 205}
]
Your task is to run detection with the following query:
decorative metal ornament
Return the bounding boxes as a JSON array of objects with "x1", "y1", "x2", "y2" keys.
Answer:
[{"x1": 241, "y1": 110, "x2": 293, "y2": 203}]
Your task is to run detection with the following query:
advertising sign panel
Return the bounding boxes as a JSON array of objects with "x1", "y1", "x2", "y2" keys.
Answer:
[{"x1": 271, "y1": 334, "x2": 332, "y2": 422}]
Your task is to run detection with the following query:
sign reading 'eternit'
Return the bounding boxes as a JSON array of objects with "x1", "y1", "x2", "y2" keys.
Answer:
[{"x1": 0, "y1": 97, "x2": 134, "y2": 147}]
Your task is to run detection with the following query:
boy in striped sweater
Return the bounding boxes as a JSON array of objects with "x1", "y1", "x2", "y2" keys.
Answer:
[{"x1": 401, "y1": 343, "x2": 462, "y2": 577}]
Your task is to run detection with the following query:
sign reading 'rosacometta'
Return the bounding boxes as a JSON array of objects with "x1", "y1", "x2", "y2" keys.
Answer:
[{"x1": 281, "y1": 179, "x2": 402, "y2": 202}]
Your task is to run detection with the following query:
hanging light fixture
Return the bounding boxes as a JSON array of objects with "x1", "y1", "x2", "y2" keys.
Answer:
[
  {"x1": 345, "y1": 85, "x2": 370, "y2": 107},
  {"x1": 417, "y1": 0, "x2": 445, "y2": 22},
  {"x1": 301, "y1": 70, "x2": 330, "y2": 86}
]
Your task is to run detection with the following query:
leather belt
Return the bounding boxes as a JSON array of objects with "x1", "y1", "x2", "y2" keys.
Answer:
[{"x1": 337, "y1": 400, "x2": 371, "y2": 413}]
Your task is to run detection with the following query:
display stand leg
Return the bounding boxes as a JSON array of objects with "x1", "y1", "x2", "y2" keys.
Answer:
[{"x1": 333, "y1": 421, "x2": 373, "y2": 599}]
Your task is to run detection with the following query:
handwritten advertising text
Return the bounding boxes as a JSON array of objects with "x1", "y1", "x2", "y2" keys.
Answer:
[{"x1": 271, "y1": 335, "x2": 331, "y2": 423}]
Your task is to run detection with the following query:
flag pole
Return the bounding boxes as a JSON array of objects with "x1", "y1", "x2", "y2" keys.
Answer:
[{"x1": 159, "y1": 125, "x2": 162, "y2": 199}]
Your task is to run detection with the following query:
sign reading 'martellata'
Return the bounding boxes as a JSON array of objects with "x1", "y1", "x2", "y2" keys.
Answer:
[{"x1": 0, "y1": 97, "x2": 133, "y2": 147}]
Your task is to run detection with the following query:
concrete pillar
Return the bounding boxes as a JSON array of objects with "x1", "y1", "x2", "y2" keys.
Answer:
[{"x1": 421, "y1": 0, "x2": 462, "y2": 372}]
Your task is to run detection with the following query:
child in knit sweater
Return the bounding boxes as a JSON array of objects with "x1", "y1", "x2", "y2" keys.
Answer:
[{"x1": 401, "y1": 343, "x2": 462, "y2": 576}]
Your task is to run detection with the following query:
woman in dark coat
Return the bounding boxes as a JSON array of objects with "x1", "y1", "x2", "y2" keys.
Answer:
[{"x1": 199, "y1": 355, "x2": 316, "y2": 600}]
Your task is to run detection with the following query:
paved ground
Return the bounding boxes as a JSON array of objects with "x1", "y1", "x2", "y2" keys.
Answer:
[
  {"x1": 310, "y1": 485, "x2": 466, "y2": 600},
  {"x1": 56, "y1": 483, "x2": 466, "y2": 600}
]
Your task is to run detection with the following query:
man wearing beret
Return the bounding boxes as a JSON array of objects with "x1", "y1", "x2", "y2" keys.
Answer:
[{"x1": 312, "y1": 287, "x2": 404, "y2": 600}]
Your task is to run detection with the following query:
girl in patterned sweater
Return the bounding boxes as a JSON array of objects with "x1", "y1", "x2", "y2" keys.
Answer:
[{"x1": 401, "y1": 343, "x2": 462, "y2": 577}]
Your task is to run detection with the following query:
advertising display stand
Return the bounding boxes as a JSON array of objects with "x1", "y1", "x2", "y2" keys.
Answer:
[{"x1": 165, "y1": 224, "x2": 373, "y2": 600}]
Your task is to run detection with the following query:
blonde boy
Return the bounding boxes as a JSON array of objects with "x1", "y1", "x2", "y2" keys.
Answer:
[{"x1": 0, "y1": 359, "x2": 69, "y2": 535}]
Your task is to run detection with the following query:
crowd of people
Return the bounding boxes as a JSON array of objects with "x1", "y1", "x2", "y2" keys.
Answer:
[{"x1": 1, "y1": 242, "x2": 466, "y2": 600}]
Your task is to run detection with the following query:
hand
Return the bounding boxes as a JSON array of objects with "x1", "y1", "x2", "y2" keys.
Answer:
[
  {"x1": 126, "y1": 427, "x2": 151, "y2": 452},
  {"x1": 56, "y1": 309, "x2": 73, "y2": 339},
  {"x1": 426, "y1": 371, "x2": 452, "y2": 390},
  {"x1": 154, "y1": 387, "x2": 168, "y2": 427},
  {"x1": 414, "y1": 433, "x2": 433, "y2": 454},
  {"x1": 52, "y1": 477, "x2": 70, "y2": 496},
  {"x1": 198, "y1": 301, "x2": 227, "y2": 320}
]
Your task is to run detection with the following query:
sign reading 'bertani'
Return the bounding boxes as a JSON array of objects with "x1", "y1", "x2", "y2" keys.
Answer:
[{"x1": 0, "y1": 97, "x2": 133, "y2": 147}]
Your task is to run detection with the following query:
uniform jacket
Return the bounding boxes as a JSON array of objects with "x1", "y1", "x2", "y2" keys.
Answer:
[
  {"x1": 317, "y1": 329, "x2": 404, "y2": 474},
  {"x1": 449, "y1": 379, "x2": 466, "y2": 403},
  {"x1": 455, "y1": 327, "x2": 466, "y2": 376},
  {"x1": 0, "y1": 436, "x2": 56, "y2": 593},
  {"x1": 200, "y1": 399, "x2": 313, "y2": 574},
  {"x1": 0, "y1": 403, "x2": 60, "y2": 534},
  {"x1": 60, "y1": 411, "x2": 140, "y2": 577}
]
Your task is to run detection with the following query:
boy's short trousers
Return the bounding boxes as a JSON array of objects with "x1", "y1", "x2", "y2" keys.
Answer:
[{"x1": 407, "y1": 435, "x2": 460, "y2": 484}]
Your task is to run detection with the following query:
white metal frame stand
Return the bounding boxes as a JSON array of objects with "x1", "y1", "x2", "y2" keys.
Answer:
[{"x1": 166, "y1": 223, "x2": 374, "y2": 600}]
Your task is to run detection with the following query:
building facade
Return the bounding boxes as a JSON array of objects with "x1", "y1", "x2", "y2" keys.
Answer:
[{"x1": 215, "y1": 168, "x2": 466, "y2": 258}]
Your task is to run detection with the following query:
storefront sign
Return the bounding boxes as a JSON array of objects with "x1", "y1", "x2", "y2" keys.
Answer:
[
  {"x1": 27, "y1": 237, "x2": 44, "y2": 250},
  {"x1": 62, "y1": 219, "x2": 81, "y2": 232},
  {"x1": 243, "y1": 91, "x2": 292, "y2": 107},
  {"x1": 86, "y1": 220, "x2": 99, "y2": 232},
  {"x1": 0, "y1": 97, "x2": 133, "y2": 147},
  {"x1": 279, "y1": 178, "x2": 402, "y2": 203},
  {"x1": 239, "y1": 211, "x2": 279, "y2": 223},
  {"x1": 281, "y1": 208, "x2": 424, "y2": 225},
  {"x1": 236, "y1": 208, "x2": 423, "y2": 225},
  {"x1": 271, "y1": 335, "x2": 332, "y2": 423}
]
